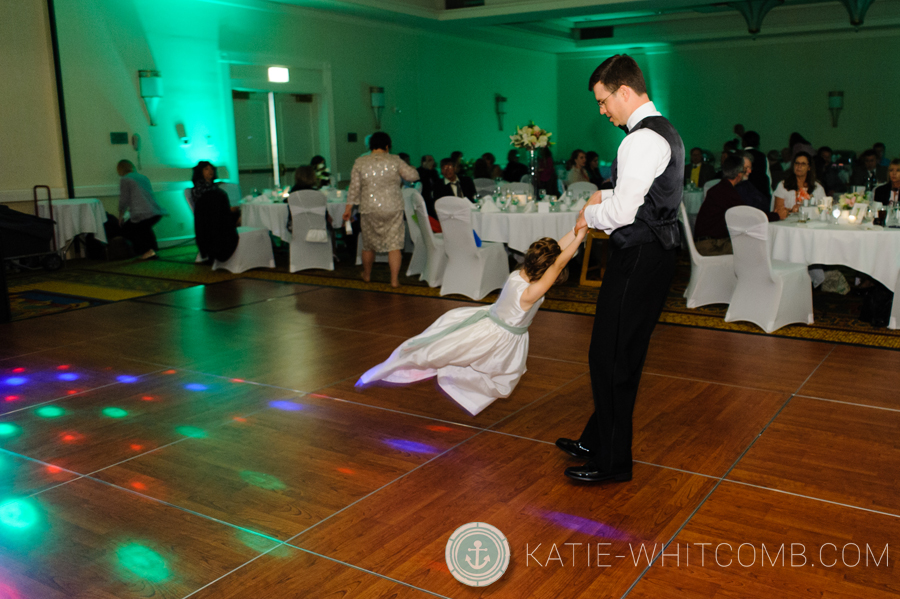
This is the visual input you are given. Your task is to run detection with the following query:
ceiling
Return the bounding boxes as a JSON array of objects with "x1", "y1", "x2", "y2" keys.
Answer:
[{"x1": 263, "y1": 0, "x2": 900, "y2": 53}]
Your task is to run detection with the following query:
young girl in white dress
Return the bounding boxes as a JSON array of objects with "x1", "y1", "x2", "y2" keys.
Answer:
[{"x1": 356, "y1": 226, "x2": 587, "y2": 415}]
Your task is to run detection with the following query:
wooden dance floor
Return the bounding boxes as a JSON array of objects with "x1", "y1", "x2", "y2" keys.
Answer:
[{"x1": 1, "y1": 279, "x2": 898, "y2": 598}]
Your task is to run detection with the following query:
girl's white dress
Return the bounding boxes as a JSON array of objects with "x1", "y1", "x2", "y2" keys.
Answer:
[{"x1": 357, "y1": 271, "x2": 543, "y2": 415}]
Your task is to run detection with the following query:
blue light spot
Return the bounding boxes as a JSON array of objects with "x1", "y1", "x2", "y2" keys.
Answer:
[
  {"x1": 4, "y1": 377, "x2": 26, "y2": 386},
  {"x1": 538, "y1": 510, "x2": 629, "y2": 540},
  {"x1": 185, "y1": 384, "x2": 208, "y2": 392},
  {"x1": 57, "y1": 373, "x2": 79, "y2": 381},
  {"x1": 269, "y1": 400, "x2": 303, "y2": 411},
  {"x1": 385, "y1": 439, "x2": 438, "y2": 454},
  {"x1": 117, "y1": 375, "x2": 138, "y2": 384}
]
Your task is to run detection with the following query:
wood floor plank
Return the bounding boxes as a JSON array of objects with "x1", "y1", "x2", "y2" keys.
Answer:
[
  {"x1": 494, "y1": 373, "x2": 792, "y2": 477},
  {"x1": 292, "y1": 433, "x2": 716, "y2": 599},
  {"x1": 135, "y1": 278, "x2": 318, "y2": 311},
  {"x1": 0, "y1": 450, "x2": 79, "y2": 497},
  {"x1": 626, "y1": 482, "x2": 899, "y2": 598},
  {"x1": 728, "y1": 396, "x2": 900, "y2": 516},
  {"x1": 798, "y1": 345, "x2": 900, "y2": 409}
]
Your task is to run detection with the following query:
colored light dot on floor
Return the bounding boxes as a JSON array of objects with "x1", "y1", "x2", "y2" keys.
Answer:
[
  {"x1": 35, "y1": 406, "x2": 65, "y2": 418},
  {"x1": 427, "y1": 425, "x2": 452, "y2": 432},
  {"x1": 12, "y1": 368, "x2": 25, "y2": 373},
  {"x1": 57, "y1": 365, "x2": 69, "y2": 370},
  {"x1": 184, "y1": 383, "x2": 207, "y2": 392},
  {"x1": 102, "y1": 407, "x2": 129, "y2": 419},
  {"x1": 231, "y1": 378, "x2": 245, "y2": 383},
  {"x1": 141, "y1": 396, "x2": 154, "y2": 401},
  {"x1": 130, "y1": 444, "x2": 144, "y2": 451},
  {"x1": 116, "y1": 544, "x2": 170, "y2": 583},
  {"x1": 175, "y1": 426, "x2": 207, "y2": 439},
  {"x1": 163, "y1": 370, "x2": 177, "y2": 375},
  {"x1": 233, "y1": 417, "x2": 247, "y2": 423},
  {"x1": 0, "y1": 499, "x2": 39, "y2": 530},
  {"x1": 57, "y1": 373, "x2": 79, "y2": 382},
  {"x1": 45, "y1": 465, "x2": 62, "y2": 474},
  {"x1": 0, "y1": 423, "x2": 20, "y2": 437},
  {"x1": 61, "y1": 434, "x2": 77, "y2": 442},
  {"x1": 130, "y1": 481, "x2": 147, "y2": 491},
  {"x1": 67, "y1": 390, "x2": 77, "y2": 395},
  {"x1": 117, "y1": 375, "x2": 138, "y2": 384},
  {"x1": 5, "y1": 395, "x2": 19, "y2": 402},
  {"x1": 269, "y1": 400, "x2": 303, "y2": 411},
  {"x1": 337, "y1": 467, "x2": 355, "y2": 475},
  {"x1": 4, "y1": 377, "x2": 26, "y2": 386}
]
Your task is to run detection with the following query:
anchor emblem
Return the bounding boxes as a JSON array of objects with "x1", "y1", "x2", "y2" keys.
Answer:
[{"x1": 465, "y1": 540, "x2": 491, "y2": 570}]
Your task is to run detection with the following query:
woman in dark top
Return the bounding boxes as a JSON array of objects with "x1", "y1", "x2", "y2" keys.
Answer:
[
  {"x1": 585, "y1": 151, "x2": 605, "y2": 188},
  {"x1": 192, "y1": 161, "x2": 239, "y2": 262}
]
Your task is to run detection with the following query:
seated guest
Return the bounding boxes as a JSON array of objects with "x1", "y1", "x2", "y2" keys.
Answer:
[
  {"x1": 585, "y1": 151, "x2": 604, "y2": 188},
  {"x1": 417, "y1": 155, "x2": 440, "y2": 202},
  {"x1": 684, "y1": 147, "x2": 715, "y2": 188},
  {"x1": 742, "y1": 131, "x2": 771, "y2": 200},
  {"x1": 290, "y1": 165, "x2": 319, "y2": 193},
  {"x1": 537, "y1": 146, "x2": 557, "y2": 196},
  {"x1": 432, "y1": 157, "x2": 476, "y2": 211},
  {"x1": 565, "y1": 149, "x2": 590, "y2": 185},
  {"x1": 472, "y1": 158, "x2": 493, "y2": 180},
  {"x1": 503, "y1": 149, "x2": 528, "y2": 182},
  {"x1": 117, "y1": 160, "x2": 166, "y2": 260},
  {"x1": 713, "y1": 140, "x2": 738, "y2": 179},
  {"x1": 481, "y1": 153, "x2": 503, "y2": 179},
  {"x1": 874, "y1": 159, "x2": 900, "y2": 206},
  {"x1": 310, "y1": 155, "x2": 330, "y2": 187},
  {"x1": 192, "y1": 161, "x2": 239, "y2": 263},
  {"x1": 774, "y1": 151, "x2": 825, "y2": 213},
  {"x1": 736, "y1": 152, "x2": 788, "y2": 220},
  {"x1": 851, "y1": 149, "x2": 887, "y2": 190},
  {"x1": 398, "y1": 152, "x2": 411, "y2": 166},
  {"x1": 693, "y1": 155, "x2": 745, "y2": 256},
  {"x1": 815, "y1": 146, "x2": 844, "y2": 196}
]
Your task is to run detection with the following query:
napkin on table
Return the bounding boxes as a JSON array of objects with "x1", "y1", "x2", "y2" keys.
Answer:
[{"x1": 480, "y1": 200, "x2": 500, "y2": 213}]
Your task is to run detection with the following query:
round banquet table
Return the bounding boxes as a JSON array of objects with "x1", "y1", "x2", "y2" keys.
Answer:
[
  {"x1": 470, "y1": 208, "x2": 580, "y2": 253},
  {"x1": 682, "y1": 188, "x2": 704, "y2": 216},
  {"x1": 769, "y1": 218, "x2": 900, "y2": 329},
  {"x1": 36, "y1": 198, "x2": 108, "y2": 248},
  {"x1": 241, "y1": 194, "x2": 347, "y2": 242}
]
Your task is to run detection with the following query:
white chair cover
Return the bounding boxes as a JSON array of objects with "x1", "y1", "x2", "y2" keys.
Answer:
[
  {"x1": 678, "y1": 202, "x2": 736, "y2": 308},
  {"x1": 703, "y1": 178, "x2": 720, "y2": 199},
  {"x1": 724, "y1": 206, "x2": 813, "y2": 333},
  {"x1": 402, "y1": 188, "x2": 427, "y2": 277},
  {"x1": 183, "y1": 188, "x2": 195, "y2": 212},
  {"x1": 288, "y1": 190, "x2": 333, "y2": 272},
  {"x1": 435, "y1": 196, "x2": 509, "y2": 300},
  {"x1": 212, "y1": 226, "x2": 275, "y2": 273},
  {"x1": 500, "y1": 182, "x2": 531, "y2": 195},
  {"x1": 412, "y1": 193, "x2": 447, "y2": 287},
  {"x1": 567, "y1": 182, "x2": 598, "y2": 196}
]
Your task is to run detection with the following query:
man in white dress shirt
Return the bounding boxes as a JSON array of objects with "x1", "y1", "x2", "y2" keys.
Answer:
[{"x1": 556, "y1": 54, "x2": 685, "y2": 483}]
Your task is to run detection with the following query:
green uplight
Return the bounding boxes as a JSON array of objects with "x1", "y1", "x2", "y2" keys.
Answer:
[
  {"x1": 116, "y1": 544, "x2": 170, "y2": 582},
  {"x1": 240, "y1": 471, "x2": 287, "y2": 491},
  {"x1": 0, "y1": 423, "x2": 20, "y2": 437},
  {"x1": 0, "y1": 499, "x2": 39, "y2": 530},
  {"x1": 102, "y1": 407, "x2": 129, "y2": 419},
  {"x1": 175, "y1": 426, "x2": 207, "y2": 439},
  {"x1": 35, "y1": 406, "x2": 65, "y2": 418}
]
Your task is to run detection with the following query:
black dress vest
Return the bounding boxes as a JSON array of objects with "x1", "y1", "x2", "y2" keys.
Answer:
[{"x1": 609, "y1": 115, "x2": 685, "y2": 250}]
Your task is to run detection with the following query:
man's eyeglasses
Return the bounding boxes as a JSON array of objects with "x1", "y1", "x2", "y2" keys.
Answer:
[{"x1": 596, "y1": 88, "x2": 618, "y2": 109}]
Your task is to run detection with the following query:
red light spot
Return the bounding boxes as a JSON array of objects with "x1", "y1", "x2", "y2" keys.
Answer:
[
  {"x1": 12, "y1": 368, "x2": 25, "y2": 373},
  {"x1": 233, "y1": 417, "x2": 246, "y2": 423},
  {"x1": 337, "y1": 467, "x2": 355, "y2": 475},
  {"x1": 310, "y1": 393, "x2": 328, "y2": 399},
  {"x1": 163, "y1": 370, "x2": 177, "y2": 375},
  {"x1": 62, "y1": 434, "x2": 76, "y2": 442},
  {"x1": 57, "y1": 365, "x2": 70, "y2": 370},
  {"x1": 427, "y1": 425, "x2": 452, "y2": 432},
  {"x1": 67, "y1": 390, "x2": 77, "y2": 395},
  {"x1": 131, "y1": 481, "x2": 147, "y2": 491},
  {"x1": 141, "y1": 396, "x2": 154, "y2": 401},
  {"x1": 46, "y1": 465, "x2": 62, "y2": 474},
  {"x1": 5, "y1": 395, "x2": 19, "y2": 402},
  {"x1": 130, "y1": 444, "x2": 144, "y2": 451},
  {"x1": 231, "y1": 378, "x2": 245, "y2": 383}
]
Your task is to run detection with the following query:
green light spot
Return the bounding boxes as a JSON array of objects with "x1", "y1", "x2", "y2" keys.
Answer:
[
  {"x1": 117, "y1": 544, "x2": 170, "y2": 582},
  {"x1": 0, "y1": 423, "x2": 20, "y2": 437},
  {"x1": 102, "y1": 407, "x2": 128, "y2": 419},
  {"x1": 240, "y1": 471, "x2": 287, "y2": 491},
  {"x1": 35, "y1": 406, "x2": 65, "y2": 418},
  {"x1": 0, "y1": 499, "x2": 38, "y2": 530},
  {"x1": 236, "y1": 529, "x2": 280, "y2": 553},
  {"x1": 175, "y1": 426, "x2": 206, "y2": 439}
]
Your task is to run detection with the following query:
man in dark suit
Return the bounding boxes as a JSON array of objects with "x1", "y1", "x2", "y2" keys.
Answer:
[
  {"x1": 503, "y1": 149, "x2": 529, "y2": 183},
  {"x1": 851, "y1": 150, "x2": 888, "y2": 190},
  {"x1": 741, "y1": 131, "x2": 771, "y2": 201},
  {"x1": 416, "y1": 154, "x2": 440, "y2": 204},
  {"x1": 683, "y1": 147, "x2": 715, "y2": 188},
  {"x1": 429, "y1": 157, "x2": 476, "y2": 218}
]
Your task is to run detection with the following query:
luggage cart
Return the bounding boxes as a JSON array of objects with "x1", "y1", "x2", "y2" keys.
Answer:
[{"x1": 0, "y1": 186, "x2": 64, "y2": 271}]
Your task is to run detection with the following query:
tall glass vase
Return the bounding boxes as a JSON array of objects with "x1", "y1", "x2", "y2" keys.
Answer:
[{"x1": 528, "y1": 148, "x2": 540, "y2": 200}]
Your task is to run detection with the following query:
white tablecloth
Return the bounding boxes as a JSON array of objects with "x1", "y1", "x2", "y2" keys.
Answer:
[
  {"x1": 322, "y1": 189, "x2": 348, "y2": 223},
  {"x1": 471, "y1": 208, "x2": 580, "y2": 253},
  {"x1": 36, "y1": 198, "x2": 108, "y2": 247},
  {"x1": 769, "y1": 218, "x2": 900, "y2": 329},
  {"x1": 683, "y1": 189, "x2": 704, "y2": 215},
  {"x1": 242, "y1": 196, "x2": 346, "y2": 242}
]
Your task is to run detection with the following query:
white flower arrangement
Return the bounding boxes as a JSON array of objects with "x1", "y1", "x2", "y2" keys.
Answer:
[
  {"x1": 839, "y1": 191, "x2": 867, "y2": 210},
  {"x1": 510, "y1": 122, "x2": 553, "y2": 150}
]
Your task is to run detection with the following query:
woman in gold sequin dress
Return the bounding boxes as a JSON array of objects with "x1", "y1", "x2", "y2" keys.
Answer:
[{"x1": 343, "y1": 132, "x2": 419, "y2": 287}]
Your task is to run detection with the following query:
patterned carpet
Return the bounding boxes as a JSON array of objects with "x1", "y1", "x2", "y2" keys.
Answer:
[{"x1": 5, "y1": 241, "x2": 898, "y2": 349}]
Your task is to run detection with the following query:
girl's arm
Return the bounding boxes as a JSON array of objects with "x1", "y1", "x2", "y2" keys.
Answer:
[{"x1": 520, "y1": 227, "x2": 587, "y2": 309}]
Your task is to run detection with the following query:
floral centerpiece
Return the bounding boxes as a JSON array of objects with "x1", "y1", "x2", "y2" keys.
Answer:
[
  {"x1": 839, "y1": 191, "x2": 866, "y2": 210},
  {"x1": 509, "y1": 123, "x2": 553, "y2": 149}
]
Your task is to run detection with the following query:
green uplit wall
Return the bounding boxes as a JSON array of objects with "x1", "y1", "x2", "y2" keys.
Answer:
[
  {"x1": 49, "y1": 0, "x2": 557, "y2": 242},
  {"x1": 556, "y1": 32, "x2": 900, "y2": 165}
]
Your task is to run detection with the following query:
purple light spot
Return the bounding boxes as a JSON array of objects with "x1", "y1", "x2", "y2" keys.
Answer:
[
  {"x1": 269, "y1": 400, "x2": 304, "y2": 411},
  {"x1": 385, "y1": 439, "x2": 438, "y2": 454},
  {"x1": 537, "y1": 510, "x2": 630, "y2": 541},
  {"x1": 185, "y1": 384, "x2": 208, "y2": 391},
  {"x1": 117, "y1": 375, "x2": 138, "y2": 384},
  {"x1": 4, "y1": 377, "x2": 26, "y2": 386},
  {"x1": 57, "y1": 373, "x2": 79, "y2": 381}
]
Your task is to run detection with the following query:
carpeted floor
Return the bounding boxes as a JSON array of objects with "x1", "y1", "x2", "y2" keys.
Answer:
[{"x1": 5, "y1": 240, "x2": 898, "y2": 349}]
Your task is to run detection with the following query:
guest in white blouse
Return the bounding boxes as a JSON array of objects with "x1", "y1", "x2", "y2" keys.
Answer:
[
  {"x1": 565, "y1": 149, "x2": 590, "y2": 185},
  {"x1": 874, "y1": 159, "x2": 900, "y2": 206},
  {"x1": 773, "y1": 151, "x2": 825, "y2": 212}
]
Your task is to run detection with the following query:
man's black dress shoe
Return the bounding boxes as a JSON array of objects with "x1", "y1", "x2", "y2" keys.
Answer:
[
  {"x1": 555, "y1": 438, "x2": 592, "y2": 459},
  {"x1": 564, "y1": 464, "x2": 632, "y2": 483}
]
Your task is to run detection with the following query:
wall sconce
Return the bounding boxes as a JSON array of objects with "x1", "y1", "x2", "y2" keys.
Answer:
[
  {"x1": 828, "y1": 91, "x2": 844, "y2": 127},
  {"x1": 138, "y1": 70, "x2": 163, "y2": 126},
  {"x1": 175, "y1": 123, "x2": 189, "y2": 146},
  {"x1": 495, "y1": 94, "x2": 507, "y2": 131},
  {"x1": 370, "y1": 87, "x2": 385, "y2": 130}
]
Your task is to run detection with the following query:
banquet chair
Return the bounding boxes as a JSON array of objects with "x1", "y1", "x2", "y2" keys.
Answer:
[
  {"x1": 473, "y1": 178, "x2": 495, "y2": 197},
  {"x1": 412, "y1": 193, "x2": 447, "y2": 287},
  {"x1": 703, "y1": 178, "x2": 720, "y2": 199},
  {"x1": 567, "y1": 182, "x2": 598, "y2": 196},
  {"x1": 519, "y1": 175, "x2": 532, "y2": 184},
  {"x1": 678, "y1": 202, "x2": 736, "y2": 308},
  {"x1": 212, "y1": 226, "x2": 275, "y2": 274},
  {"x1": 435, "y1": 196, "x2": 508, "y2": 300},
  {"x1": 288, "y1": 190, "x2": 333, "y2": 272},
  {"x1": 724, "y1": 206, "x2": 813, "y2": 333},
  {"x1": 402, "y1": 188, "x2": 427, "y2": 277},
  {"x1": 500, "y1": 182, "x2": 531, "y2": 195}
]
